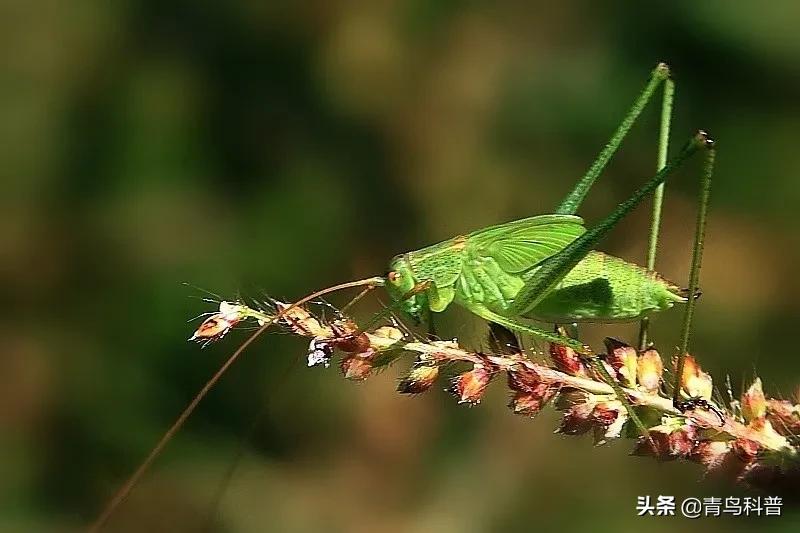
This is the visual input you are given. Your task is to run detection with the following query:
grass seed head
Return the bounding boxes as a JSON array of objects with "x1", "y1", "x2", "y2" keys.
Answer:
[
  {"x1": 633, "y1": 421, "x2": 698, "y2": 460},
  {"x1": 340, "y1": 349, "x2": 376, "y2": 381},
  {"x1": 604, "y1": 338, "x2": 638, "y2": 388},
  {"x1": 451, "y1": 364, "x2": 495, "y2": 405},
  {"x1": 742, "y1": 378, "x2": 767, "y2": 425},
  {"x1": 549, "y1": 341, "x2": 586, "y2": 377},
  {"x1": 636, "y1": 348, "x2": 664, "y2": 394},
  {"x1": 189, "y1": 301, "x2": 247, "y2": 343},
  {"x1": 397, "y1": 364, "x2": 440, "y2": 394},
  {"x1": 678, "y1": 354, "x2": 713, "y2": 401}
]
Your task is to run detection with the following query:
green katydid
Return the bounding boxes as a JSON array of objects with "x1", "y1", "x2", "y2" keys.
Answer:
[
  {"x1": 90, "y1": 63, "x2": 716, "y2": 532},
  {"x1": 383, "y1": 62, "x2": 716, "y2": 436}
]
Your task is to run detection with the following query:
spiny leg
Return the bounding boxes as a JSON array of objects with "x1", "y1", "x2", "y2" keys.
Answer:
[
  {"x1": 511, "y1": 132, "x2": 713, "y2": 317},
  {"x1": 556, "y1": 62, "x2": 671, "y2": 216},
  {"x1": 638, "y1": 75, "x2": 676, "y2": 350},
  {"x1": 673, "y1": 145, "x2": 716, "y2": 408},
  {"x1": 474, "y1": 305, "x2": 589, "y2": 353}
]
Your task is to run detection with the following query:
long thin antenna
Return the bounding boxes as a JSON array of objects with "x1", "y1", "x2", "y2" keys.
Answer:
[{"x1": 89, "y1": 276, "x2": 385, "y2": 532}]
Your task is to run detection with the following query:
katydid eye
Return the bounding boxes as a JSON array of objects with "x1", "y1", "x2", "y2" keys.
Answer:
[{"x1": 387, "y1": 271, "x2": 400, "y2": 282}]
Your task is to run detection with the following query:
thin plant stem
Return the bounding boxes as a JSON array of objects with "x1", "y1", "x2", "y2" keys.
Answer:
[{"x1": 202, "y1": 353, "x2": 302, "y2": 532}]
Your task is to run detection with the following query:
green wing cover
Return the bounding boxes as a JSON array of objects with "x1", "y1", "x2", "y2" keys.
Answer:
[{"x1": 467, "y1": 215, "x2": 586, "y2": 273}]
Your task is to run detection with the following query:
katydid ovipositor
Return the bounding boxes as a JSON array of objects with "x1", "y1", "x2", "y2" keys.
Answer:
[
  {"x1": 90, "y1": 63, "x2": 716, "y2": 532},
  {"x1": 385, "y1": 62, "x2": 715, "y2": 435}
]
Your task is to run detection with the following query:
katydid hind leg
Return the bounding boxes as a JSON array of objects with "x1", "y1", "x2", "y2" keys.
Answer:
[
  {"x1": 503, "y1": 132, "x2": 714, "y2": 439},
  {"x1": 511, "y1": 131, "x2": 713, "y2": 318},
  {"x1": 556, "y1": 63, "x2": 671, "y2": 216},
  {"x1": 672, "y1": 143, "x2": 716, "y2": 407},
  {"x1": 639, "y1": 76, "x2": 676, "y2": 350}
]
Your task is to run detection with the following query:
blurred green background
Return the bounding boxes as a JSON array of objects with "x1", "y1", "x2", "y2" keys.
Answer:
[{"x1": 3, "y1": 1, "x2": 800, "y2": 531}]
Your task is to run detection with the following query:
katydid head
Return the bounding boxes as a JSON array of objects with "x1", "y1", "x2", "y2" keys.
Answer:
[{"x1": 386, "y1": 255, "x2": 428, "y2": 324}]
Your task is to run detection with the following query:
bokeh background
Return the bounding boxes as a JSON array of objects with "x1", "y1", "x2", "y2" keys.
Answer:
[{"x1": 3, "y1": 1, "x2": 800, "y2": 531}]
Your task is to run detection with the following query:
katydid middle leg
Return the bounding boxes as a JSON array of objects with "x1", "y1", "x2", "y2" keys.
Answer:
[
  {"x1": 639, "y1": 73, "x2": 676, "y2": 350},
  {"x1": 472, "y1": 302, "x2": 649, "y2": 437}
]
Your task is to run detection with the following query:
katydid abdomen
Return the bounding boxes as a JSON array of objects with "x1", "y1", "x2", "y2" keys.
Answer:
[
  {"x1": 454, "y1": 250, "x2": 684, "y2": 323},
  {"x1": 521, "y1": 251, "x2": 685, "y2": 322}
]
